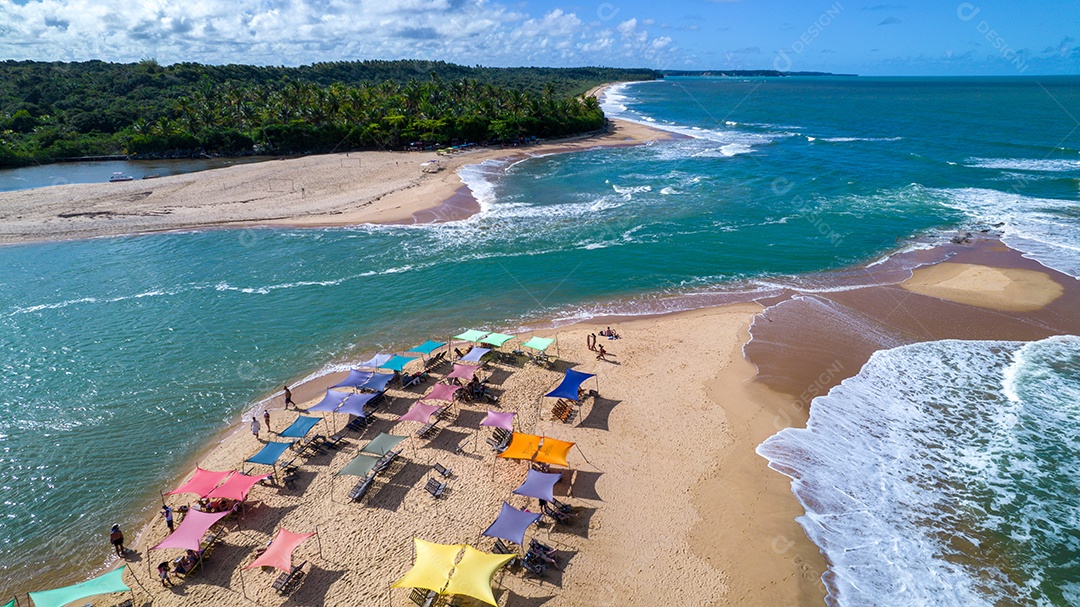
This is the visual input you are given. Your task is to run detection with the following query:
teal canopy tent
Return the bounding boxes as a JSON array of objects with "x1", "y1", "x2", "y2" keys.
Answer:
[
  {"x1": 246, "y1": 441, "x2": 294, "y2": 466},
  {"x1": 408, "y1": 340, "x2": 446, "y2": 355},
  {"x1": 480, "y1": 333, "x2": 514, "y2": 347},
  {"x1": 3, "y1": 598, "x2": 14, "y2": 607},
  {"x1": 278, "y1": 415, "x2": 321, "y2": 438},
  {"x1": 522, "y1": 336, "x2": 555, "y2": 352},
  {"x1": 381, "y1": 355, "x2": 418, "y2": 372},
  {"x1": 337, "y1": 453, "x2": 381, "y2": 477},
  {"x1": 28, "y1": 565, "x2": 130, "y2": 607},
  {"x1": 454, "y1": 329, "x2": 489, "y2": 343},
  {"x1": 361, "y1": 433, "x2": 407, "y2": 456}
]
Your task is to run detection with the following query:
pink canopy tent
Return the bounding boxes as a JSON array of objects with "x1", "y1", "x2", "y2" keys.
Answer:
[
  {"x1": 480, "y1": 411, "x2": 515, "y2": 432},
  {"x1": 399, "y1": 402, "x2": 444, "y2": 423},
  {"x1": 420, "y1": 383, "x2": 461, "y2": 403},
  {"x1": 446, "y1": 364, "x2": 480, "y2": 381},
  {"x1": 244, "y1": 528, "x2": 316, "y2": 573},
  {"x1": 167, "y1": 467, "x2": 234, "y2": 498},
  {"x1": 205, "y1": 471, "x2": 271, "y2": 501},
  {"x1": 152, "y1": 509, "x2": 230, "y2": 551}
]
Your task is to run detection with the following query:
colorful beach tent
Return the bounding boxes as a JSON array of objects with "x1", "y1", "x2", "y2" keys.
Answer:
[
  {"x1": 206, "y1": 471, "x2": 271, "y2": 501},
  {"x1": 459, "y1": 347, "x2": 491, "y2": 363},
  {"x1": 331, "y1": 370, "x2": 373, "y2": 390},
  {"x1": 479, "y1": 333, "x2": 514, "y2": 347},
  {"x1": 408, "y1": 340, "x2": 446, "y2": 355},
  {"x1": 513, "y1": 469, "x2": 562, "y2": 502},
  {"x1": 244, "y1": 528, "x2": 315, "y2": 573},
  {"x1": 307, "y1": 389, "x2": 351, "y2": 413},
  {"x1": 535, "y1": 437, "x2": 574, "y2": 467},
  {"x1": 446, "y1": 364, "x2": 480, "y2": 381},
  {"x1": 393, "y1": 539, "x2": 463, "y2": 593},
  {"x1": 337, "y1": 392, "x2": 378, "y2": 417},
  {"x1": 246, "y1": 441, "x2": 294, "y2": 466},
  {"x1": 361, "y1": 372, "x2": 395, "y2": 392},
  {"x1": 28, "y1": 565, "x2": 130, "y2": 607},
  {"x1": 498, "y1": 433, "x2": 542, "y2": 461},
  {"x1": 360, "y1": 353, "x2": 393, "y2": 369},
  {"x1": 454, "y1": 330, "x2": 489, "y2": 343},
  {"x1": 381, "y1": 355, "x2": 418, "y2": 372},
  {"x1": 337, "y1": 453, "x2": 381, "y2": 477},
  {"x1": 482, "y1": 502, "x2": 542, "y2": 546},
  {"x1": 152, "y1": 509, "x2": 230, "y2": 551},
  {"x1": 545, "y1": 369, "x2": 595, "y2": 401},
  {"x1": 420, "y1": 383, "x2": 460, "y2": 403},
  {"x1": 362, "y1": 432, "x2": 407, "y2": 456},
  {"x1": 399, "y1": 402, "x2": 443, "y2": 424},
  {"x1": 442, "y1": 546, "x2": 515, "y2": 606},
  {"x1": 480, "y1": 411, "x2": 515, "y2": 432},
  {"x1": 167, "y1": 467, "x2": 234, "y2": 497},
  {"x1": 522, "y1": 336, "x2": 555, "y2": 352},
  {"x1": 279, "y1": 415, "x2": 320, "y2": 438},
  {"x1": 3, "y1": 598, "x2": 14, "y2": 607}
]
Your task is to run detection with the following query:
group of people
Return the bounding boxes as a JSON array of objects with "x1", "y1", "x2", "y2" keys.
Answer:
[{"x1": 586, "y1": 327, "x2": 620, "y2": 361}]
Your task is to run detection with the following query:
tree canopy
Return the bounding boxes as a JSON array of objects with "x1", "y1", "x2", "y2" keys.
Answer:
[{"x1": 0, "y1": 60, "x2": 660, "y2": 167}]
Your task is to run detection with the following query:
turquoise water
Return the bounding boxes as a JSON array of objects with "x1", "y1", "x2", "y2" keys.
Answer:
[
  {"x1": 2, "y1": 76, "x2": 1079, "y2": 600},
  {"x1": 0, "y1": 157, "x2": 272, "y2": 192}
]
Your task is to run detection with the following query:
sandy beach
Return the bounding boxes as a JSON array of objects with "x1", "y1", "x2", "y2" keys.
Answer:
[{"x1": 0, "y1": 118, "x2": 668, "y2": 245}]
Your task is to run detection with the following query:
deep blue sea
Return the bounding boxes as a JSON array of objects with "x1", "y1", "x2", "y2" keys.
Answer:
[{"x1": 1, "y1": 76, "x2": 1078, "y2": 603}]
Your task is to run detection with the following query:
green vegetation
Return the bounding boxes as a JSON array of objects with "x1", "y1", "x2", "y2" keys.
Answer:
[{"x1": 0, "y1": 60, "x2": 660, "y2": 168}]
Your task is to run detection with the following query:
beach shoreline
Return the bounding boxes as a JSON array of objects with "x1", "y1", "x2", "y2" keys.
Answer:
[
  {"x1": 20, "y1": 231, "x2": 1073, "y2": 607},
  {"x1": 0, "y1": 114, "x2": 669, "y2": 246}
]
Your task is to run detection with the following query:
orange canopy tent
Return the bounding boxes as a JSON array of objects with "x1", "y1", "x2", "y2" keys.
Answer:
[
  {"x1": 244, "y1": 528, "x2": 316, "y2": 573},
  {"x1": 534, "y1": 437, "x2": 574, "y2": 467},
  {"x1": 498, "y1": 432, "x2": 574, "y2": 467}
]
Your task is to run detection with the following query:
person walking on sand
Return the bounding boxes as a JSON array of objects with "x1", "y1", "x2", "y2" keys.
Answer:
[
  {"x1": 158, "y1": 561, "x2": 174, "y2": 587},
  {"x1": 283, "y1": 385, "x2": 295, "y2": 409},
  {"x1": 263, "y1": 409, "x2": 271, "y2": 433},
  {"x1": 162, "y1": 504, "x2": 174, "y2": 532},
  {"x1": 109, "y1": 524, "x2": 125, "y2": 557},
  {"x1": 596, "y1": 344, "x2": 608, "y2": 361},
  {"x1": 250, "y1": 416, "x2": 261, "y2": 439}
]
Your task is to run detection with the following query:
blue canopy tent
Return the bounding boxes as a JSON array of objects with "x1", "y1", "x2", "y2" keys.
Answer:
[
  {"x1": 337, "y1": 392, "x2": 378, "y2": 417},
  {"x1": 459, "y1": 347, "x2": 491, "y2": 363},
  {"x1": 332, "y1": 369, "x2": 373, "y2": 389},
  {"x1": 28, "y1": 566, "x2": 131, "y2": 607},
  {"x1": 482, "y1": 502, "x2": 542, "y2": 546},
  {"x1": 307, "y1": 389, "x2": 351, "y2": 413},
  {"x1": 545, "y1": 369, "x2": 596, "y2": 401},
  {"x1": 408, "y1": 340, "x2": 446, "y2": 356},
  {"x1": 512, "y1": 469, "x2": 562, "y2": 502},
  {"x1": 381, "y1": 355, "x2": 419, "y2": 372},
  {"x1": 246, "y1": 441, "x2": 295, "y2": 466},
  {"x1": 279, "y1": 415, "x2": 321, "y2": 438},
  {"x1": 361, "y1": 372, "x2": 395, "y2": 392}
]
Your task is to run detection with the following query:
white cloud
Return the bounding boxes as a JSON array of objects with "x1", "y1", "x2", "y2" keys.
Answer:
[{"x1": 0, "y1": 0, "x2": 676, "y2": 66}]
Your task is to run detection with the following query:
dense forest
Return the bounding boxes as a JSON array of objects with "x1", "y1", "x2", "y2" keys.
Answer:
[{"x1": 0, "y1": 60, "x2": 661, "y2": 168}]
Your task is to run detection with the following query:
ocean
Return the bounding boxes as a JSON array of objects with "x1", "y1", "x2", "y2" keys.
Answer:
[{"x1": 1, "y1": 76, "x2": 1078, "y2": 602}]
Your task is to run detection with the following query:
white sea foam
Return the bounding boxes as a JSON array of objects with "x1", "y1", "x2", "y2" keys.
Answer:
[
  {"x1": 759, "y1": 337, "x2": 1080, "y2": 607},
  {"x1": 816, "y1": 136, "x2": 903, "y2": 143},
  {"x1": 966, "y1": 157, "x2": 1080, "y2": 172}
]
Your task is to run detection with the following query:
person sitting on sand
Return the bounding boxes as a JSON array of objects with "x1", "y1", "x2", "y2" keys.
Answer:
[{"x1": 602, "y1": 326, "x2": 620, "y2": 339}]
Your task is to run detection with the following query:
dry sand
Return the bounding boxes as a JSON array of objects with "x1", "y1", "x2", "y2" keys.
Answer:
[
  {"x1": 901, "y1": 262, "x2": 1064, "y2": 312},
  {"x1": 0, "y1": 119, "x2": 668, "y2": 245}
]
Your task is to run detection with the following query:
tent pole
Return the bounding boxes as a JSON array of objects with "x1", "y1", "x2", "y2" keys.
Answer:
[
  {"x1": 316, "y1": 524, "x2": 326, "y2": 562},
  {"x1": 239, "y1": 565, "x2": 250, "y2": 602},
  {"x1": 125, "y1": 561, "x2": 151, "y2": 598}
]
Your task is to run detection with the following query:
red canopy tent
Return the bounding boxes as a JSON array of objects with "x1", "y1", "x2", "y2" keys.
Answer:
[
  {"x1": 167, "y1": 467, "x2": 234, "y2": 498},
  {"x1": 244, "y1": 528, "x2": 316, "y2": 573},
  {"x1": 205, "y1": 471, "x2": 271, "y2": 501}
]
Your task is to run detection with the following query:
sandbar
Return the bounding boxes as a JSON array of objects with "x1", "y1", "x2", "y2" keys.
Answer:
[{"x1": 901, "y1": 262, "x2": 1064, "y2": 312}]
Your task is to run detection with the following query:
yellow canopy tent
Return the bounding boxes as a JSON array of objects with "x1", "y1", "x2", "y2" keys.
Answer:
[
  {"x1": 534, "y1": 437, "x2": 574, "y2": 467},
  {"x1": 392, "y1": 539, "x2": 463, "y2": 593},
  {"x1": 443, "y1": 546, "x2": 515, "y2": 606}
]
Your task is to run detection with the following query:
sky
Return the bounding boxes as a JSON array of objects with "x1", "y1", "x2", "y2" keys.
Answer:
[{"x1": 0, "y1": 0, "x2": 1076, "y2": 75}]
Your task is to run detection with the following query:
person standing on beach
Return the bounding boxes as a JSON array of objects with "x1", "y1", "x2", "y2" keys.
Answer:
[
  {"x1": 263, "y1": 409, "x2": 271, "y2": 433},
  {"x1": 283, "y1": 385, "x2": 295, "y2": 409},
  {"x1": 586, "y1": 333, "x2": 596, "y2": 351},
  {"x1": 158, "y1": 561, "x2": 174, "y2": 587},
  {"x1": 162, "y1": 505, "x2": 174, "y2": 532},
  {"x1": 596, "y1": 345, "x2": 609, "y2": 361},
  {"x1": 109, "y1": 524, "x2": 125, "y2": 557},
  {"x1": 250, "y1": 416, "x2": 261, "y2": 439}
]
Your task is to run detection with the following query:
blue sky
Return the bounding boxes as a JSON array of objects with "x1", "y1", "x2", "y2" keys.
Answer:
[{"x1": 0, "y1": 0, "x2": 1075, "y2": 74}]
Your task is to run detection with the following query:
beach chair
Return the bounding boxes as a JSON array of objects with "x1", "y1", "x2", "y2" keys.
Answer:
[
  {"x1": 492, "y1": 538, "x2": 520, "y2": 568},
  {"x1": 272, "y1": 561, "x2": 306, "y2": 594},
  {"x1": 521, "y1": 552, "x2": 546, "y2": 577},
  {"x1": 492, "y1": 427, "x2": 512, "y2": 444},
  {"x1": 373, "y1": 449, "x2": 400, "y2": 475},
  {"x1": 409, "y1": 588, "x2": 437, "y2": 607},
  {"x1": 348, "y1": 476, "x2": 374, "y2": 502},
  {"x1": 433, "y1": 462, "x2": 453, "y2": 478},
  {"x1": 541, "y1": 501, "x2": 571, "y2": 523},
  {"x1": 417, "y1": 421, "x2": 440, "y2": 439},
  {"x1": 425, "y1": 477, "x2": 446, "y2": 499}
]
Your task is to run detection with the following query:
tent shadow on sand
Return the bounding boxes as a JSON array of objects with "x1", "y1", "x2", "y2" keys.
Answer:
[
  {"x1": 520, "y1": 547, "x2": 578, "y2": 589},
  {"x1": 368, "y1": 461, "x2": 429, "y2": 511},
  {"x1": 565, "y1": 470, "x2": 603, "y2": 502},
  {"x1": 282, "y1": 564, "x2": 346, "y2": 607},
  {"x1": 547, "y1": 508, "x2": 596, "y2": 540},
  {"x1": 452, "y1": 409, "x2": 487, "y2": 430},
  {"x1": 429, "y1": 428, "x2": 470, "y2": 454},
  {"x1": 497, "y1": 592, "x2": 557, "y2": 607},
  {"x1": 483, "y1": 367, "x2": 514, "y2": 386},
  {"x1": 575, "y1": 397, "x2": 621, "y2": 431}
]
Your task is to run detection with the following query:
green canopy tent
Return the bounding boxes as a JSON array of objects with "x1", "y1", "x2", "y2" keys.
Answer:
[
  {"x1": 331, "y1": 453, "x2": 382, "y2": 500},
  {"x1": 453, "y1": 330, "x2": 489, "y2": 343},
  {"x1": 3, "y1": 599, "x2": 15, "y2": 607},
  {"x1": 479, "y1": 333, "x2": 514, "y2": 348},
  {"x1": 361, "y1": 432, "x2": 407, "y2": 456},
  {"x1": 28, "y1": 566, "x2": 130, "y2": 607},
  {"x1": 522, "y1": 336, "x2": 558, "y2": 361}
]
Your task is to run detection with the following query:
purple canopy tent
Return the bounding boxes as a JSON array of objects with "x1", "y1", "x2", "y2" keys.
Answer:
[
  {"x1": 399, "y1": 402, "x2": 444, "y2": 424},
  {"x1": 446, "y1": 363, "x2": 480, "y2": 381},
  {"x1": 545, "y1": 369, "x2": 596, "y2": 401},
  {"x1": 361, "y1": 372, "x2": 395, "y2": 392},
  {"x1": 332, "y1": 369, "x2": 373, "y2": 390},
  {"x1": 307, "y1": 389, "x2": 351, "y2": 413},
  {"x1": 337, "y1": 392, "x2": 378, "y2": 417},
  {"x1": 420, "y1": 383, "x2": 461, "y2": 403},
  {"x1": 458, "y1": 348, "x2": 491, "y2": 363},
  {"x1": 512, "y1": 469, "x2": 562, "y2": 502},
  {"x1": 152, "y1": 509, "x2": 230, "y2": 551},
  {"x1": 482, "y1": 502, "x2": 542, "y2": 546},
  {"x1": 480, "y1": 411, "x2": 515, "y2": 432}
]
